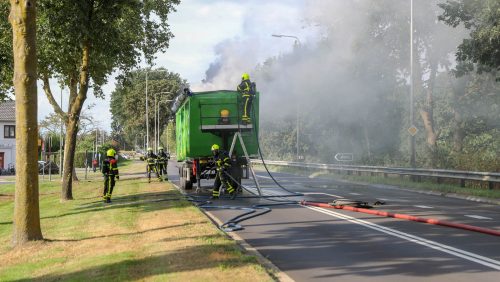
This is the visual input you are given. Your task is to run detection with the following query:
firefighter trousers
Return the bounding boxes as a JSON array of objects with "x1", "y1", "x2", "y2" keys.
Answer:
[
  {"x1": 103, "y1": 174, "x2": 116, "y2": 200},
  {"x1": 213, "y1": 169, "x2": 235, "y2": 198},
  {"x1": 240, "y1": 94, "x2": 253, "y2": 123},
  {"x1": 147, "y1": 163, "x2": 158, "y2": 181}
]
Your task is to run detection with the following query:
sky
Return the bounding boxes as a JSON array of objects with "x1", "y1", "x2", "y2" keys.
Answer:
[{"x1": 37, "y1": 0, "x2": 321, "y2": 131}]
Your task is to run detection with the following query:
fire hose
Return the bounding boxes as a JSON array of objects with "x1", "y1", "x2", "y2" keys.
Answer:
[{"x1": 300, "y1": 200, "x2": 500, "y2": 237}]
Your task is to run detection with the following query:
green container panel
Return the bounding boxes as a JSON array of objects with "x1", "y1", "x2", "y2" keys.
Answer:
[{"x1": 176, "y1": 90, "x2": 259, "y2": 161}]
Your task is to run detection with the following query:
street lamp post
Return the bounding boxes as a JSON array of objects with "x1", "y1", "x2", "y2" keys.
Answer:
[
  {"x1": 409, "y1": 0, "x2": 416, "y2": 168},
  {"x1": 152, "y1": 92, "x2": 171, "y2": 153},
  {"x1": 145, "y1": 69, "x2": 170, "y2": 152},
  {"x1": 157, "y1": 98, "x2": 173, "y2": 152},
  {"x1": 145, "y1": 71, "x2": 149, "y2": 149},
  {"x1": 59, "y1": 87, "x2": 63, "y2": 176},
  {"x1": 272, "y1": 34, "x2": 302, "y2": 160}
]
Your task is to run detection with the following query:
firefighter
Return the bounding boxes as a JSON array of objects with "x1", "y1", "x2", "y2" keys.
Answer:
[
  {"x1": 145, "y1": 147, "x2": 158, "y2": 183},
  {"x1": 237, "y1": 73, "x2": 256, "y2": 124},
  {"x1": 102, "y1": 148, "x2": 119, "y2": 203},
  {"x1": 210, "y1": 144, "x2": 235, "y2": 199},
  {"x1": 157, "y1": 146, "x2": 170, "y2": 181}
]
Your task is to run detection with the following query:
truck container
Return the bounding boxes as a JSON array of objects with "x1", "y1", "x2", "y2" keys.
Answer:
[{"x1": 175, "y1": 90, "x2": 259, "y2": 190}]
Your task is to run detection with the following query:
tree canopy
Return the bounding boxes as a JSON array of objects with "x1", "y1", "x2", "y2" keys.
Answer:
[
  {"x1": 439, "y1": 0, "x2": 500, "y2": 77},
  {"x1": 110, "y1": 68, "x2": 186, "y2": 150},
  {"x1": 0, "y1": 0, "x2": 180, "y2": 200}
]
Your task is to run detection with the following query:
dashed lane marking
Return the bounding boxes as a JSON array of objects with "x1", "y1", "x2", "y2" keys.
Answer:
[
  {"x1": 414, "y1": 205, "x2": 434, "y2": 209},
  {"x1": 349, "y1": 192, "x2": 361, "y2": 196},
  {"x1": 465, "y1": 215, "x2": 493, "y2": 220}
]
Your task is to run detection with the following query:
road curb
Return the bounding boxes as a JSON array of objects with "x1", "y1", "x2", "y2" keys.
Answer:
[
  {"x1": 170, "y1": 181, "x2": 294, "y2": 282},
  {"x1": 203, "y1": 209, "x2": 294, "y2": 282}
]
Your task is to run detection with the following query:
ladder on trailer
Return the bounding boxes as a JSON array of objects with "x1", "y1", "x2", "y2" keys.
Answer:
[{"x1": 228, "y1": 131, "x2": 262, "y2": 196}]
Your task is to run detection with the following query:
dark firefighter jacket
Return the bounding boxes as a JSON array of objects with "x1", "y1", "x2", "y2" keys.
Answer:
[
  {"x1": 237, "y1": 79, "x2": 252, "y2": 95},
  {"x1": 214, "y1": 150, "x2": 231, "y2": 171},
  {"x1": 102, "y1": 157, "x2": 119, "y2": 176},
  {"x1": 146, "y1": 152, "x2": 157, "y2": 164}
]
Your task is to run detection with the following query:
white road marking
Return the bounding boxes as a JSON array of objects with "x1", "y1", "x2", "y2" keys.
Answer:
[
  {"x1": 300, "y1": 192, "x2": 342, "y2": 198},
  {"x1": 414, "y1": 205, "x2": 434, "y2": 209},
  {"x1": 465, "y1": 215, "x2": 493, "y2": 220},
  {"x1": 304, "y1": 205, "x2": 500, "y2": 270},
  {"x1": 349, "y1": 192, "x2": 361, "y2": 196},
  {"x1": 256, "y1": 175, "x2": 304, "y2": 180},
  {"x1": 256, "y1": 175, "x2": 272, "y2": 179},
  {"x1": 246, "y1": 187, "x2": 297, "y2": 198}
]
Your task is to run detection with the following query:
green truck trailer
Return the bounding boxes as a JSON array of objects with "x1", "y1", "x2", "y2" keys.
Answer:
[{"x1": 175, "y1": 90, "x2": 259, "y2": 190}]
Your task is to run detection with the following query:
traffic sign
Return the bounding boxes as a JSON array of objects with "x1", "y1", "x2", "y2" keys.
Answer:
[
  {"x1": 334, "y1": 153, "x2": 353, "y2": 162},
  {"x1": 408, "y1": 125, "x2": 418, "y2": 136}
]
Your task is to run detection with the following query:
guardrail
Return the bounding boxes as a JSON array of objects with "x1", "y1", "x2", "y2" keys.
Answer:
[{"x1": 250, "y1": 160, "x2": 500, "y2": 189}]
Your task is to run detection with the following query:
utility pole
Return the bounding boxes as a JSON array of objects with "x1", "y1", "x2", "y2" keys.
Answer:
[
  {"x1": 272, "y1": 34, "x2": 302, "y2": 160},
  {"x1": 59, "y1": 87, "x2": 63, "y2": 177},
  {"x1": 409, "y1": 0, "x2": 417, "y2": 168},
  {"x1": 145, "y1": 70, "x2": 149, "y2": 149}
]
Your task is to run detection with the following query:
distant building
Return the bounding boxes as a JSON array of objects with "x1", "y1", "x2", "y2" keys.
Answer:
[{"x1": 0, "y1": 100, "x2": 16, "y2": 170}]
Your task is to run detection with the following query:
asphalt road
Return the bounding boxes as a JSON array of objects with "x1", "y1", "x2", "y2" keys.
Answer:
[{"x1": 167, "y1": 161, "x2": 500, "y2": 281}]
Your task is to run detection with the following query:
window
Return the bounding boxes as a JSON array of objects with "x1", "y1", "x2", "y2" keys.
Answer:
[{"x1": 4, "y1": 125, "x2": 15, "y2": 138}]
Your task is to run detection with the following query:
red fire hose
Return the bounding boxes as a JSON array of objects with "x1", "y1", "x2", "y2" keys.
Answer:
[{"x1": 300, "y1": 200, "x2": 500, "y2": 237}]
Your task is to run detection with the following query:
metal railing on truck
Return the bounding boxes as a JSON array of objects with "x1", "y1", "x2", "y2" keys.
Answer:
[
  {"x1": 250, "y1": 160, "x2": 500, "y2": 189},
  {"x1": 199, "y1": 101, "x2": 253, "y2": 132}
]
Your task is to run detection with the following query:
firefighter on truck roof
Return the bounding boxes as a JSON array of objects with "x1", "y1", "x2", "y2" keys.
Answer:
[{"x1": 237, "y1": 73, "x2": 256, "y2": 124}]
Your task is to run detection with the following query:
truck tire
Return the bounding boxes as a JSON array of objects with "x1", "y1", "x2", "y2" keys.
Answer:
[
  {"x1": 185, "y1": 178, "x2": 193, "y2": 190},
  {"x1": 179, "y1": 173, "x2": 185, "y2": 189},
  {"x1": 182, "y1": 163, "x2": 193, "y2": 190}
]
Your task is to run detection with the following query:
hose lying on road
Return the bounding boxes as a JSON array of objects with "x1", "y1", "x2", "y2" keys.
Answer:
[{"x1": 300, "y1": 200, "x2": 500, "y2": 237}]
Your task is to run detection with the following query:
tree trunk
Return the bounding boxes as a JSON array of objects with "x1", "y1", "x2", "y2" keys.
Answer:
[
  {"x1": 452, "y1": 108, "x2": 464, "y2": 152},
  {"x1": 448, "y1": 73, "x2": 467, "y2": 153},
  {"x1": 419, "y1": 63, "x2": 438, "y2": 149},
  {"x1": 61, "y1": 116, "x2": 78, "y2": 200},
  {"x1": 61, "y1": 43, "x2": 90, "y2": 200},
  {"x1": 9, "y1": 0, "x2": 43, "y2": 244}
]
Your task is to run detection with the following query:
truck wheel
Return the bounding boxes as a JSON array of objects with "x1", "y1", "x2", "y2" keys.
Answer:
[
  {"x1": 180, "y1": 174, "x2": 186, "y2": 189},
  {"x1": 185, "y1": 177, "x2": 193, "y2": 190}
]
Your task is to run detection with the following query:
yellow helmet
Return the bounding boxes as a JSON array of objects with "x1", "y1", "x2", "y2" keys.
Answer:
[
  {"x1": 158, "y1": 146, "x2": 164, "y2": 151},
  {"x1": 220, "y1": 109, "x2": 229, "y2": 117},
  {"x1": 147, "y1": 147, "x2": 152, "y2": 152},
  {"x1": 241, "y1": 73, "x2": 250, "y2": 80},
  {"x1": 211, "y1": 144, "x2": 220, "y2": 151},
  {"x1": 106, "y1": 148, "x2": 116, "y2": 157}
]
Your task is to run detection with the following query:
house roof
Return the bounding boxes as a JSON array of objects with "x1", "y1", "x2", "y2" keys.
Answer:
[{"x1": 0, "y1": 100, "x2": 16, "y2": 121}]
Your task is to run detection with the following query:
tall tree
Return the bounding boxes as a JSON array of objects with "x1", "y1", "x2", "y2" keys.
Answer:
[
  {"x1": 110, "y1": 68, "x2": 185, "y2": 149},
  {"x1": 34, "y1": 0, "x2": 179, "y2": 200},
  {"x1": 0, "y1": 3, "x2": 13, "y2": 100},
  {"x1": 439, "y1": 0, "x2": 500, "y2": 78},
  {"x1": 9, "y1": 0, "x2": 43, "y2": 245}
]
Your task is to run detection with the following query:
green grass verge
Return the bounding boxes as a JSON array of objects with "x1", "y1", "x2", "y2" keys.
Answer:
[
  {"x1": 256, "y1": 164, "x2": 500, "y2": 200},
  {"x1": 0, "y1": 176, "x2": 273, "y2": 281}
]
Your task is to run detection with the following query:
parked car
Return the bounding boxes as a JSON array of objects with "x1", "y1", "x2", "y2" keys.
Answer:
[
  {"x1": 38, "y1": 161, "x2": 59, "y2": 174},
  {"x1": 0, "y1": 163, "x2": 15, "y2": 175}
]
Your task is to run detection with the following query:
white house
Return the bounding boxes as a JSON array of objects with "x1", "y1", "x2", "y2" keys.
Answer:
[{"x1": 0, "y1": 100, "x2": 16, "y2": 170}]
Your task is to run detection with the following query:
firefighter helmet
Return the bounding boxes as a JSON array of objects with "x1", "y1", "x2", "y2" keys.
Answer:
[
  {"x1": 211, "y1": 144, "x2": 220, "y2": 151},
  {"x1": 158, "y1": 146, "x2": 164, "y2": 151},
  {"x1": 147, "y1": 147, "x2": 152, "y2": 152},
  {"x1": 241, "y1": 73, "x2": 250, "y2": 80},
  {"x1": 106, "y1": 148, "x2": 116, "y2": 157}
]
